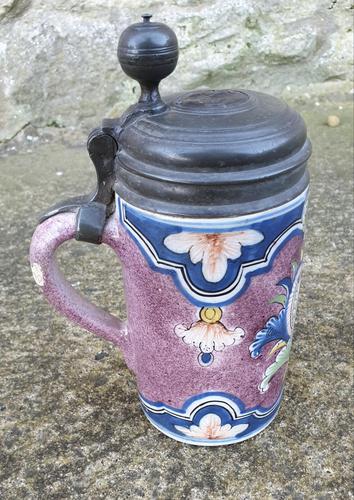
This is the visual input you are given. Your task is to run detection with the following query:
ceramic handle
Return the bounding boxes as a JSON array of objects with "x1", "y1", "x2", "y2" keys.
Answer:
[{"x1": 29, "y1": 211, "x2": 133, "y2": 366}]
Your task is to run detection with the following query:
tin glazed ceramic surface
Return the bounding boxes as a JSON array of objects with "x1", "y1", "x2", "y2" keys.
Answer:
[
  {"x1": 115, "y1": 190, "x2": 307, "y2": 445},
  {"x1": 30, "y1": 188, "x2": 307, "y2": 445}
]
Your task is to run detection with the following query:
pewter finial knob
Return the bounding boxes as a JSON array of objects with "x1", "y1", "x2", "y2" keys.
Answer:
[
  {"x1": 117, "y1": 15, "x2": 178, "y2": 108},
  {"x1": 142, "y1": 13, "x2": 152, "y2": 23}
]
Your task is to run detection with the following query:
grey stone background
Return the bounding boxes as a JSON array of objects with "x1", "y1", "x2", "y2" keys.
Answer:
[{"x1": 0, "y1": 0, "x2": 353, "y2": 142}]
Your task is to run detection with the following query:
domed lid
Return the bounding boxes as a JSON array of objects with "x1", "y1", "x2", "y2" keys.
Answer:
[{"x1": 113, "y1": 15, "x2": 311, "y2": 217}]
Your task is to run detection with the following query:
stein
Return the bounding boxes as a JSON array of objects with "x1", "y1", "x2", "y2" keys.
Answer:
[{"x1": 30, "y1": 15, "x2": 311, "y2": 445}]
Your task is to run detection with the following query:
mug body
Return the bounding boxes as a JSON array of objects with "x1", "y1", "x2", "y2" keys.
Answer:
[{"x1": 115, "y1": 188, "x2": 308, "y2": 445}]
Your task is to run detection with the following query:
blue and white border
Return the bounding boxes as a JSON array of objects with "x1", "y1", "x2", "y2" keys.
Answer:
[
  {"x1": 140, "y1": 391, "x2": 283, "y2": 446},
  {"x1": 117, "y1": 190, "x2": 308, "y2": 307}
]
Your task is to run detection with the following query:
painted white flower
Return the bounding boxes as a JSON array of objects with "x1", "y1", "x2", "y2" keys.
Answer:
[
  {"x1": 175, "y1": 321, "x2": 244, "y2": 353},
  {"x1": 175, "y1": 413, "x2": 248, "y2": 440},
  {"x1": 164, "y1": 230, "x2": 263, "y2": 282}
]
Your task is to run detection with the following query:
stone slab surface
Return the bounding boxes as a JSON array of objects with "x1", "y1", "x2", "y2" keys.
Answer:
[{"x1": 0, "y1": 103, "x2": 353, "y2": 498}]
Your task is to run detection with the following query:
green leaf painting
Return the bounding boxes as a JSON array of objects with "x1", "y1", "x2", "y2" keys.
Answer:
[{"x1": 270, "y1": 294, "x2": 286, "y2": 306}]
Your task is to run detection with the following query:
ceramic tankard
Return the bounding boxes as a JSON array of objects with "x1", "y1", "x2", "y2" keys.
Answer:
[{"x1": 30, "y1": 16, "x2": 311, "y2": 445}]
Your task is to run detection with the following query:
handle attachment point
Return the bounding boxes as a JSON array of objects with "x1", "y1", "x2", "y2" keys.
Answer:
[
  {"x1": 75, "y1": 201, "x2": 107, "y2": 244},
  {"x1": 38, "y1": 127, "x2": 118, "y2": 244}
]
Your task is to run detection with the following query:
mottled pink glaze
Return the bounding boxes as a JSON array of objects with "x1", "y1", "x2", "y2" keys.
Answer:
[
  {"x1": 30, "y1": 211, "x2": 302, "y2": 411},
  {"x1": 117, "y1": 219, "x2": 301, "y2": 409},
  {"x1": 29, "y1": 212, "x2": 134, "y2": 370}
]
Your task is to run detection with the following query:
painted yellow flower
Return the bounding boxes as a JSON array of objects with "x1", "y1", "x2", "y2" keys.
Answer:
[
  {"x1": 164, "y1": 230, "x2": 263, "y2": 282},
  {"x1": 175, "y1": 413, "x2": 248, "y2": 440}
]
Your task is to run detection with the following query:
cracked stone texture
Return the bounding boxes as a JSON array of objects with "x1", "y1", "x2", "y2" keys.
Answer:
[
  {"x1": 0, "y1": 0, "x2": 353, "y2": 141},
  {"x1": 0, "y1": 102, "x2": 353, "y2": 498}
]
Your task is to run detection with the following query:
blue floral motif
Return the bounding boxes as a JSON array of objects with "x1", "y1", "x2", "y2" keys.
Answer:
[
  {"x1": 249, "y1": 277, "x2": 292, "y2": 359},
  {"x1": 249, "y1": 263, "x2": 303, "y2": 392}
]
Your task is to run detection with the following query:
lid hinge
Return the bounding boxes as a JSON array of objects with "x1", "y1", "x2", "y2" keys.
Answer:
[{"x1": 39, "y1": 125, "x2": 118, "y2": 244}]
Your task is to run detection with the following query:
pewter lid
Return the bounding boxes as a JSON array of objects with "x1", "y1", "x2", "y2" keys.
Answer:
[{"x1": 113, "y1": 15, "x2": 311, "y2": 217}]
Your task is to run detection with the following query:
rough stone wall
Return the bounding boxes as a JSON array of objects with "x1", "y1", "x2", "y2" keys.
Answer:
[{"x1": 0, "y1": 0, "x2": 352, "y2": 141}]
